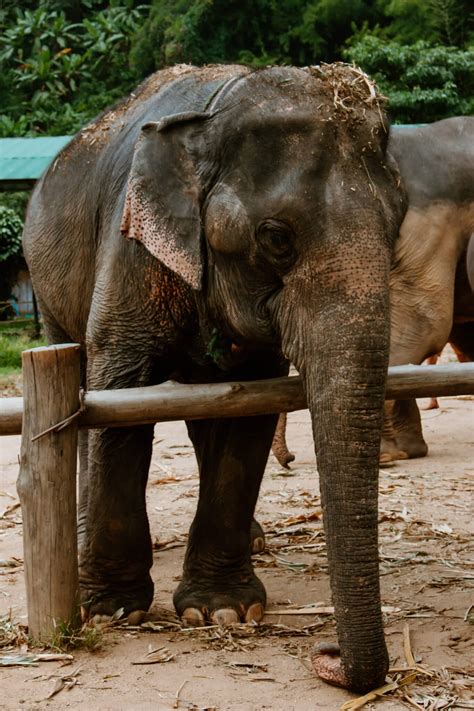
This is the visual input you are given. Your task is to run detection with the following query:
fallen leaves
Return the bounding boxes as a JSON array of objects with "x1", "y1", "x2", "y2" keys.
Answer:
[
  {"x1": 0, "y1": 501, "x2": 21, "y2": 527},
  {"x1": 340, "y1": 672, "x2": 417, "y2": 710},
  {"x1": 0, "y1": 557, "x2": 22, "y2": 570},
  {"x1": 44, "y1": 665, "x2": 82, "y2": 700},
  {"x1": 132, "y1": 644, "x2": 174, "y2": 665},
  {"x1": 153, "y1": 533, "x2": 187, "y2": 552},
  {"x1": 431, "y1": 522, "x2": 454, "y2": 536},
  {"x1": 340, "y1": 623, "x2": 474, "y2": 710},
  {"x1": 0, "y1": 614, "x2": 28, "y2": 648},
  {"x1": 0, "y1": 651, "x2": 73, "y2": 667}
]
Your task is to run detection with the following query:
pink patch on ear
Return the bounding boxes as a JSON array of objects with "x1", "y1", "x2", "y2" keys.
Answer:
[{"x1": 120, "y1": 177, "x2": 202, "y2": 290}]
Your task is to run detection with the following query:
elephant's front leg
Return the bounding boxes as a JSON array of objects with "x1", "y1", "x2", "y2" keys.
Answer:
[
  {"x1": 79, "y1": 318, "x2": 159, "y2": 616},
  {"x1": 174, "y1": 413, "x2": 278, "y2": 625},
  {"x1": 391, "y1": 398, "x2": 428, "y2": 458},
  {"x1": 79, "y1": 425, "x2": 154, "y2": 616}
]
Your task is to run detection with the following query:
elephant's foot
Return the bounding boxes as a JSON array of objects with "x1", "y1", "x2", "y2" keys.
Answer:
[
  {"x1": 250, "y1": 518, "x2": 265, "y2": 554},
  {"x1": 174, "y1": 563, "x2": 266, "y2": 626},
  {"x1": 311, "y1": 643, "x2": 350, "y2": 689},
  {"x1": 79, "y1": 568, "x2": 154, "y2": 618},
  {"x1": 379, "y1": 437, "x2": 408, "y2": 464},
  {"x1": 423, "y1": 397, "x2": 439, "y2": 410},
  {"x1": 395, "y1": 432, "x2": 428, "y2": 459}
]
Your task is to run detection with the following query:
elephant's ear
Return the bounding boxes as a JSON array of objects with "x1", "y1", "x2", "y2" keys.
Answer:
[{"x1": 120, "y1": 112, "x2": 210, "y2": 290}]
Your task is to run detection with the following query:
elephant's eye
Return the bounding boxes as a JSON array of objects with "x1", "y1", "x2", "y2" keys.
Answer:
[{"x1": 256, "y1": 219, "x2": 296, "y2": 270}]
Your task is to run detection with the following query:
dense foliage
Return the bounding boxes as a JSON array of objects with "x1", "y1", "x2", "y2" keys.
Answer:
[
  {"x1": 0, "y1": 0, "x2": 147, "y2": 136},
  {"x1": 1, "y1": 0, "x2": 472, "y2": 141},
  {"x1": 0, "y1": 206, "x2": 24, "y2": 309},
  {"x1": 0, "y1": 206, "x2": 23, "y2": 262},
  {"x1": 344, "y1": 37, "x2": 474, "y2": 122},
  {"x1": 130, "y1": 0, "x2": 473, "y2": 71}
]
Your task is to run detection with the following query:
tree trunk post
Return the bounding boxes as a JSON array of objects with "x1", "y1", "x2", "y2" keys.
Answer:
[{"x1": 17, "y1": 344, "x2": 81, "y2": 641}]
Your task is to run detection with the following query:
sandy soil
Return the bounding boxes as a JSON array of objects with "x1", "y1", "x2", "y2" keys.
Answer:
[{"x1": 0, "y1": 385, "x2": 473, "y2": 710}]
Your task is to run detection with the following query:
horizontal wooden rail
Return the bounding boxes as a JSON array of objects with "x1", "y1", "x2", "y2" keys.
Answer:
[{"x1": 1, "y1": 362, "x2": 474, "y2": 437}]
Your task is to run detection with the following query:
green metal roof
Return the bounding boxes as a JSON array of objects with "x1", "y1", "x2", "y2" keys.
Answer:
[{"x1": 0, "y1": 136, "x2": 72, "y2": 190}]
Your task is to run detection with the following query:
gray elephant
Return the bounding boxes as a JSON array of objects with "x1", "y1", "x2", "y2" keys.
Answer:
[
  {"x1": 23, "y1": 63, "x2": 405, "y2": 693},
  {"x1": 382, "y1": 118, "x2": 474, "y2": 461}
]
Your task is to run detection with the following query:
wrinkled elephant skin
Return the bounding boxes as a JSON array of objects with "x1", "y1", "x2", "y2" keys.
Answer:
[
  {"x1": 23, "y1": 64, "x2": 406, "y2": 693},
  {"x1": 381, "y1": 118, "x2": 474, "y2": 460}
]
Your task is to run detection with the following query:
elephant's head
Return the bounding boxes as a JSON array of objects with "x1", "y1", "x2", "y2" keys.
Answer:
[{"x1": 121, "y1": 64, "x2": 406, "y2": 692}]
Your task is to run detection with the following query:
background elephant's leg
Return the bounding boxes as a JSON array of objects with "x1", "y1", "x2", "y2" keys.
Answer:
[
  {"x1": 422, "y1": 353, "x2": 441, "y2": 410},
  {"x1": 174, "y1": 413, "x2": 278, "y2": 625},
  {"x1": 391, "y1": 399, "x2": 428, "y2": 458},
  {"x1": 380, "y1": 401, "x2": 409, "y2": 463},
  {"x1": 271, "y1": 412, "x2": 295, "y2": 469}
]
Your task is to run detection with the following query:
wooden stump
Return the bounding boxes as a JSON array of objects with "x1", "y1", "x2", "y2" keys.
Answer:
[{"x1": 17, "y1": 344, "x2": 81, "y2": 641}]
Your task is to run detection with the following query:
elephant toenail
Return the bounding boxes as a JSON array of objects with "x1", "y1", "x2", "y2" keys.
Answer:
[
  {"x1": 245, "y1": 603, "x2": 264, "y2": 623},
  {"x1": 91, "y1": 614, "x2": 111, "y2": 626},
  {"x1": 127, "y1": 610, "x2": 146, "y2": 625},
  {"x1": 251, "y1": 536, "x2": 265, "y2": 554},
  {"x1": 210, "y1": 608, "x2": 240, "y2": 625},
  {"x1": 182, "y1": 608, "x2": 206, "y2": 627}
]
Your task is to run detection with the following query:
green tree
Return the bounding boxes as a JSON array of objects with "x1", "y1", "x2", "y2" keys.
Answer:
[
  {"x1": 344, "y1": 36, "x2": 474, "y2": 122},
  {"x1": 383, "y1": 0, "x2": 473, "y2": 45},
  {"x1": 0, "y1": 1, "x2": 148, "y2": 137},
  {"x1": 130, "y1": 0, "x2": 388, "y2": 73},
  {"x1": 0, "y1": 206, "x2": 24, "y2": 312}
]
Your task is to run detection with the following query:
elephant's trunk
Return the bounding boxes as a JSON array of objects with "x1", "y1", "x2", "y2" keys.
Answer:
[{"x1": 279, "y1": 233, "x2": 391, "y2": 692}]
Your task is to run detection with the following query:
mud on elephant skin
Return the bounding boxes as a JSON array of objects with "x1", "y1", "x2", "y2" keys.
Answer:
[{"x1": 23, "y1": 63, "x2": 406, "y2": 693}]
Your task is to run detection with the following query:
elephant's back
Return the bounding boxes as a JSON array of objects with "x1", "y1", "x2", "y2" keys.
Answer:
[{"x1": 389, "y1": 117, "x2": 474, "y2": 207}]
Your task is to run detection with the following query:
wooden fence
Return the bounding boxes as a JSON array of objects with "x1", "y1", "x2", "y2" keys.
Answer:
[{"x1": 1, "y1": 344, "x2": 474, "y2": 640}]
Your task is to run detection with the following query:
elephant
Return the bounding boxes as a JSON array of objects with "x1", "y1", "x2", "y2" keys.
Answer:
[
  {"x1": 22, "y1": 63, "x2": 406, "y2": 693},
  {"x1": 381, "y1": 118, "x2": 474, "y2": 461},
  {"x1": 271, "y1": 118, "x2": 474, "y2": 467}
]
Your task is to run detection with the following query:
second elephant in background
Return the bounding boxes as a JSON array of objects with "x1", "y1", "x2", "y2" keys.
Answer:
[{"x1": 383, "y1": 118, "x2": 474, "y2": 461}]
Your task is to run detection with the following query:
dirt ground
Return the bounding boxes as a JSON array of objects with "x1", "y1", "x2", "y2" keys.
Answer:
[{"x1": 0, "y1": 379, "x2": 473, "y2": 709}]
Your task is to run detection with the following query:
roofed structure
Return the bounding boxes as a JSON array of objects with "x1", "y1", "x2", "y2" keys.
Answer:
[{"x1": 0, "y1": 136, "x2": 72, "y2": 190}]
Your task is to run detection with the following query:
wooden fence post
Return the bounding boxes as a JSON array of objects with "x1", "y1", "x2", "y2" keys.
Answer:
[{"x1": 17, "y1": 344, "x2": 81, "y2": 641}]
